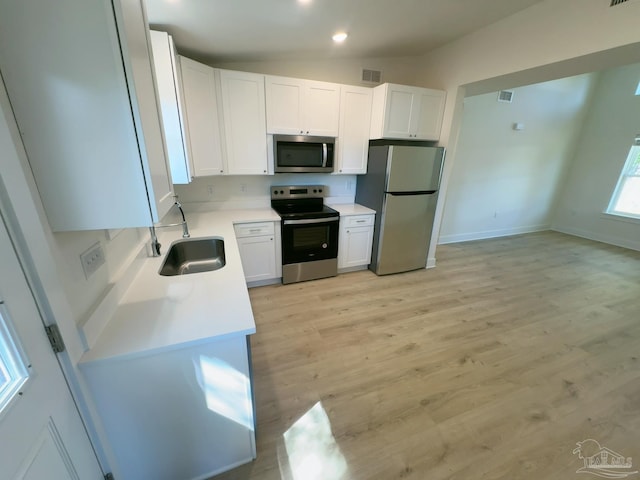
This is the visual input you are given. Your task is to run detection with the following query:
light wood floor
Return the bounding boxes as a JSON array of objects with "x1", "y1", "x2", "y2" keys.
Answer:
[{"x1": 214, "y1": 231, "x2": 640, "y2": 480}]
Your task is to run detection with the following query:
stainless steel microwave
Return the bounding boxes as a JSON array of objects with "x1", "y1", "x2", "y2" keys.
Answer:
[{"x1": 273, "y1": 135, "x2": 335, "y2": 173}]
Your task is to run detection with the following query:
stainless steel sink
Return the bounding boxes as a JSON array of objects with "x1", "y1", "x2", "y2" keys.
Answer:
[{"x1": 159, "y1": 237, "x2": 226, "y2": 276}]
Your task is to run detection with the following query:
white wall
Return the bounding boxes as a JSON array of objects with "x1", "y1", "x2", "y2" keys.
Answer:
[
  {"x1": 552, "y1": 63, "x2": 640, "y2": 251},
  {"x1": 205, "y1": 55, "x2": 423, "y2": 87},
  {"x1": 413, "y1": 0, "x2": 640, "y2": 263},
  {"x1": 49, "y1": 228, "x2": 147, "y2": 327},
  {"x1": 439, "y1": 74, "x2": 596, "y2": 244},
  {"x1": 175, "y1": 174, "x2": 357, "y2": 211}
]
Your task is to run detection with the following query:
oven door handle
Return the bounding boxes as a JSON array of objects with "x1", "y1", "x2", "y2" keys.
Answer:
[
  {"x1": 322, "y1": 143, "x2": 328, "y2": 168},
  {"x1": 283, "y1": 217, "x2": 339, "y2": 225}
]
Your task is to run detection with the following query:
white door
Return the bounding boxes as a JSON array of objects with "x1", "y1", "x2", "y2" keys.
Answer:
[{"x1": 0, "y1": 215, "x2": 103, "y2": 479}]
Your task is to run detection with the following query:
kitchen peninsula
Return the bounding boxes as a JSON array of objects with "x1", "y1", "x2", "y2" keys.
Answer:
[{"x1": 79, "y1": 209, "x2": 279, "y2": 480}]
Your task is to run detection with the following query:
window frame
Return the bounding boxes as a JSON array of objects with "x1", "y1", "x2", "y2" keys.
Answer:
[
  {"x1": 606, "y1": 141, "x2": 640, "y2": 220},
  {"x1": 0, "y1": 301, "x2": 30, "y2": 417}
]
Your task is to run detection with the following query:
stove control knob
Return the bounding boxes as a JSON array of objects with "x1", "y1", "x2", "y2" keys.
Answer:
[
  {"x1": 273, "y1": 191, "x2": 278, "y2": 195},
  {"x1": 313, "y1": 189, "x2": 317, "y2": 193},
  {"x1": 319, "y1": 188, "x2": 323, "y2": 193},
  {"x1": 280, "y1": 190, "x2": 284, "y2": 194}
]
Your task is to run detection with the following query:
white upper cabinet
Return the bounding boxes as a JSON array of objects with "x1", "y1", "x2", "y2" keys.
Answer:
[
  {"x1": 179, "y1": 57, "x2": 226, "y2": 176},
  {"x1": 150, "y1": 30, "x2": 193, "y2": 184},
  {"x1": 370, "y1": 83, "x2": 446, "y2": 141},
  {"x1": 0, "y1": 0, "x2": 174, "y2": 231},
  {"x1": 265, "y1": 76, "x2": 340, "y2": 137},
  {"x1": 336, "y1": 85, "x2": 373, "y2": 174},
  {"x1": 219, "y1": 69, "x2": 269, "y2": 175}
]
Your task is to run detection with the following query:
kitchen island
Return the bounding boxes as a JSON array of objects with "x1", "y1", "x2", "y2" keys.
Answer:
[{"x1": 79, "y1": 209, "x2": 279, "y2": 480}]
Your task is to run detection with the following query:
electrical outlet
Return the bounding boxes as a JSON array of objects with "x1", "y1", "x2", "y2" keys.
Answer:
[
  {"x1": 240, "y1": 183, "x2": 247, "y2": 193},
  {"x1": 207, "y1": 185, "x2": 214, "y2": 196},
  {"x1": 80, "y1": 242, "x2": 105, "y2": 279}
]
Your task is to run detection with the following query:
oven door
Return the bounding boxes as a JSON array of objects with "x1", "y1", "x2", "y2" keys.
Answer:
[{"x1": 281, "y1": 217, "x2": 339, "y2": 265}]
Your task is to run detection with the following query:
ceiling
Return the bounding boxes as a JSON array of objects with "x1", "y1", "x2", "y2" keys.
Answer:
[{"x1": 145, "y1": 0, "x2": 545, "y2": 63}]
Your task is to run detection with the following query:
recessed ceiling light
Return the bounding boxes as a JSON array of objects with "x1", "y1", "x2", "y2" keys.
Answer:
[
  {"x1": 298, "y1": 0, "x2": 312, "y2": 4},
  {"x1": 332, "y1": 32, "x2": 348, "y2": 43}
]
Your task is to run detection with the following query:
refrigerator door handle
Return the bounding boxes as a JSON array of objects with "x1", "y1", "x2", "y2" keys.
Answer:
[{"x1": 387, "y1": 190, "x2": 437, "y2": 196}]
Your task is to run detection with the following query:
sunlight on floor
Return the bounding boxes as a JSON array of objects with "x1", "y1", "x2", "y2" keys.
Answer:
[
  {"x1": 282, "y1": 401, "x2": 348, "y2": 480},
  {"x1": 195, "y1": 355, "x2": 253, "y2": 430}
]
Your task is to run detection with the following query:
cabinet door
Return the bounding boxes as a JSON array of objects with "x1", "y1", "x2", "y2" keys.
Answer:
[
  {"x1": 219, "y1": 70, "x2": 269, "y2": 175},
  {"x1": 383, "y1": 86, "x2": 415, "y2": 139},
  {"x1": 303, "y1": 81, "x2": 340, "y2": 137},
  {"x1": 237, "y1": 235, "x2": 277, "y2": 283},
  {"x1": 180, "y1": 57, "x2": 226, "y2": 176},
  {"x1": 336, "y1": 86, "x2": 372, "y2": 174},
  {"x1": 150, "y1": 31, "x2": 192, "y2": 184},
  {"x1": 114, "y1": 0, "x2": 175, "y2": 222},
  {"x1": 0, "y1": 0, "x2": 173, "y2": 230},
  {"x1": 81, "y1": 336, "x2": 255, "y2": 480},
  {"x1": 339, "y1": 225, "x2": 374, "y2": 269},
  {"x1": 265, "y1": 76, "x2": 303, "y2": 135},
  {"x1": 412, "y1": 89, "x2": 446, "y2": 140}
]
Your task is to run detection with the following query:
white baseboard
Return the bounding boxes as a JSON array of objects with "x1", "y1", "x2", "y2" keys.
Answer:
[
  {"x1": 438, "y1": 224, "x2": 550, "y2": 245},
  {"x1": 338, "y1": 265, "x2": 369, "y2": 274},
  {"x1": 247, "y1": 277, "x2": 281, "y2": 288},
  {"x1": 551, "y1": 225, "x2": 640, "y2": 252},
  {"x1": 426, "y1": 257, "x2": 436, "y2": 269}
]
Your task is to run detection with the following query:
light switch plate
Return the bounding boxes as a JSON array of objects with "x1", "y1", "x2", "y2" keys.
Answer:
[{"x1": 80, "y1": 242, "x2": 105, "y2": 279}]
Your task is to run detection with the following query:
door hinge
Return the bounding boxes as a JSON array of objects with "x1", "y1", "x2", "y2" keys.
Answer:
[
  {"x1": 44, "y1": 324, "x2": 66, "y2": 353},
  {"x1": 104, "y1": 473, "x2": 115, "y2": 480}
]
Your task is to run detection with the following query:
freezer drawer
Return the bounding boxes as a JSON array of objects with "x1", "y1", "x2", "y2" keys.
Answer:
[{"x1": 374, "y1": 192, "x2": 437, "y2": 275}]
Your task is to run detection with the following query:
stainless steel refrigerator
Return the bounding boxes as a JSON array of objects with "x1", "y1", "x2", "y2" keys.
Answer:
[{"x1": 355, "y1": 140, "x2": 445, "y2": 275}]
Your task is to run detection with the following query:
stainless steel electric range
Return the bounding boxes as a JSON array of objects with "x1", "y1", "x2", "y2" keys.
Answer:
[{"x1": 271, "y1": 185, "x2": 340, "y2": 284}]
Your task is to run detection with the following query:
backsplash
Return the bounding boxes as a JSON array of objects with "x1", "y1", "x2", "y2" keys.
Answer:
[{"x1": 175, "y1": 174, "x2": 358, "y2": 211}]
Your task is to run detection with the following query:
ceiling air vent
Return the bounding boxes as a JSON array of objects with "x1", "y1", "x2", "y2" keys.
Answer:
[
  {"x1": 362, "y1": 69, "x2": 382, "y2": 84},
  {"x1": 497, "y1": 90, "x2": 514, "y2": 103},
  {"x1": 610, "y1": 0, "x2": 630, "y2": 5}
]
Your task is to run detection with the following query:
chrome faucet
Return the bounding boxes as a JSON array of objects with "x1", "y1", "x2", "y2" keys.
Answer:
[{"x1": 149, "y1": 197, "x2": 190, "y2": 257}]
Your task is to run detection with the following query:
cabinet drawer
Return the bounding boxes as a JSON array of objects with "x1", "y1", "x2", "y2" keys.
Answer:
[
  {"x1": 234, "y1": 222, "x2": 275, "y2": 237},
  {"x1": 343, "y1": 215, "x2": 374, "y2": 227}
]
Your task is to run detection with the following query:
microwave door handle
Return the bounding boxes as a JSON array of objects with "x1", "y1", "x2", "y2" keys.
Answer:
[{"x1": 322, "y1": 143, "x2": 328, "y2": 168}]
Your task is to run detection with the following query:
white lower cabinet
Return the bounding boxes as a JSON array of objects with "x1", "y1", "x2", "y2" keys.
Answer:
[
  {"x1": 80, "y1": 335, "x2": 256, "y2": 480},
  {"x1": 338, "y1": 214, "x2": 375, "y2": 271},
  {"x1": 234, "y1": 222, "x2": 281, "y2": 285}
]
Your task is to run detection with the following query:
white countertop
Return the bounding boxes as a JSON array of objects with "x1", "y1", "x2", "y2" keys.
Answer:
[
  {"x1": 80, "y1": 208, "x2": 280, "y2": 365},
  {"x1": 79, "y1": 204, "x2": 373, "y2": 365},
  {"x1": 328, "y1": 203, "x2": 376, "y2": 216}
]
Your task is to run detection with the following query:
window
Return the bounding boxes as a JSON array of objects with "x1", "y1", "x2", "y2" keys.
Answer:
[
  {"x1": 0, "y1": 302, "x2": 29, "y2": 414},
  {"x1": 607, "y1": 143, "x2": 640, "y2": 218}
]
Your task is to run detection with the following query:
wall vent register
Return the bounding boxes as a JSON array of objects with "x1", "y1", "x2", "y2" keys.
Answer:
[
  {"x1": 362, "y1": 69, "x2": 382, "y2": 84},
  {"x1": 610, "y1": 0, "x2": 630, "y2": 6},
  {"x1": 497, "y1": 90, "x2": 514, "y2": 103}
]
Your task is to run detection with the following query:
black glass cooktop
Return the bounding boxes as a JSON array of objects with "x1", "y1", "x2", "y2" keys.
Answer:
[{"x1": 271, "y1": 198, "x2": 339, "y2": 220}]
